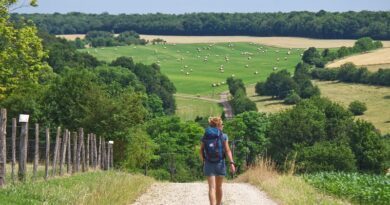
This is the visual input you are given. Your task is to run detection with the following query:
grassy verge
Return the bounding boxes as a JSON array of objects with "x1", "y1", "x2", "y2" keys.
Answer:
[
  {"x1": 304, "y1": 172, "x2": 390, "y2": 205},
  {"x1": 235, "y1": 159, "x2": 350, "y2": 205},
  {"x1": 0, "y1": 171, "x2": 154, "y2": 205}
]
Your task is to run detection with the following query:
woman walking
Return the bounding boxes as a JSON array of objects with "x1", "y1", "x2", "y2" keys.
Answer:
[{"x1": 200, "y1": 117, "x2": 236, "y2": 205}]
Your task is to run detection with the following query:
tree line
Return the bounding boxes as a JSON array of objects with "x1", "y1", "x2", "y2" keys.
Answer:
[
  {"x1": 302, "y1": 37, "x2": 383, "y2": 68},
  {"x1": 13, "y1": 11, "x2": 390, "y2": 39}
]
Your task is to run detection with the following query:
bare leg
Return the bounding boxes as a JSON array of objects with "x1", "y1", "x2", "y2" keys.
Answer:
[
  {"x1": 216, "y1": 176, "x2": 224, "y2": 205},
  {"x1": 207, "y1": 176, "x2": 216, "y2": 205}
]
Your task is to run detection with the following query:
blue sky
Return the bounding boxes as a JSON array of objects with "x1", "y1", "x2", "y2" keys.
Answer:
[{"x1": 16, "y1": 0, "x2": 390, "y2": 14}]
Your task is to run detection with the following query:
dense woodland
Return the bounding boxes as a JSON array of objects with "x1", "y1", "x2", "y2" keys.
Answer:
[{"x1": 13, "y1": 11, "x2": 390, "y2": 39}]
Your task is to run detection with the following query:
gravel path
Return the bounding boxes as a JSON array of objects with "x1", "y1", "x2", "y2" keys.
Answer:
[
  {"x1": 132, "y1": 182, "x2": 277, "y2": 205},
  {"x1": 220, "y1": 92, "x2": 233, "y2": 119}
]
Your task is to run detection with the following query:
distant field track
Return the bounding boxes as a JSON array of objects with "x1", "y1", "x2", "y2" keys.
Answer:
[
  {"x1": 56, "y1": 34, "x2": 390, "y2": 48},
  {"x1": 326, "y1": 48, "x2": 390, "y2": 71}
]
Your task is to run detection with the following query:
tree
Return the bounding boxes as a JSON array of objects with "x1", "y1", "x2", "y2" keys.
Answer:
[
  {"x1": 348, "y1": 120, "x2": 388, "y2": 173},
  {"x1": 284, "y1": 91, "x2": 301, "y2": 105},
  {"x1": 224, "y1": 112, "x2": 269, "y2": 170},
  {"x1": 0, "y1": 1, "x2": 51, "y2": 99},
  {"x1": 302, "y1": 47, "x2": 321, "y2": 66},
  {"x1": 123, "y1": 127, "x2": 159, "y2": 172},
  {"x1": 349, "y1": 100, "x2": 367, "y2": 115},
  {"x1": 296, "y1": 141, "x2": 357, "y2": 173},
  {"x1": 262, "y1": 70, "x2": 297, "y2": 99}
]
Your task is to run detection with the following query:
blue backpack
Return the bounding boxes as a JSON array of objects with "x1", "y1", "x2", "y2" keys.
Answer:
[{"x1": 202, "y1": 127, "x2": 225, "y2": 163}]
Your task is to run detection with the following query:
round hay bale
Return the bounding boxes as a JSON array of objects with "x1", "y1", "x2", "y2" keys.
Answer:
[{"x1": 245, "y1": 65, "x2": 249, "y2": 68}]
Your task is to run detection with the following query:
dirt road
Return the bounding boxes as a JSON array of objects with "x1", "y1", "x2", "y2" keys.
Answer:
[
  {"x1": 132, "y1": 182, "x2": 277, "y2": 205},
  {"x1": 220, "y1": 92, "x2": 233, "y2": 119}
]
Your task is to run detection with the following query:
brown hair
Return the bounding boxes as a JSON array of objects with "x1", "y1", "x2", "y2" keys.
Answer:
[{"x1": 208, "y1": 117, "x2": 223, "y2": 128}]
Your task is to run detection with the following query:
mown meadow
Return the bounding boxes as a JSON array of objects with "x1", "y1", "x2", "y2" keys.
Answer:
[{"x1": 81, "y1": 43, "x2": 302, "y2": 96}]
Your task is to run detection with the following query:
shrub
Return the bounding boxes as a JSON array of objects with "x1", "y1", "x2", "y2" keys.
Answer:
[
  {"x1": 296, "y1": 141, "x2": 357, "y2": 173},
  {"x1": 284, "y1": 91, "x2": 301, "y2": 105},
  {"x1": 348, "y1": 100, "x2": 367, "y2": 115}
]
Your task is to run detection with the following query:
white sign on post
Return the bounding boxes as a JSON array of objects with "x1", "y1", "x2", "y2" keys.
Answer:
[
  {"x1": 19, "y1": 114, "x2": 30, "y2": 123},
  {"x1": 108, "y1": 141, "x2": 114, "y2": 144}
]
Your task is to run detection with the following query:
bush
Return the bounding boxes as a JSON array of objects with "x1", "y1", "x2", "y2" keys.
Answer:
[
  {"x1": 255, "y1": 82, "x2": 266, "y2": 96},
  {"x1": 348, "y1": 100, "x2": 367, "y2": 115},
  {"x1": 284, "y1": 91, "x2": 301, "y2": 105},
  {"x1": 296, "y1": 141, "x2": 357, "y2": 173}
]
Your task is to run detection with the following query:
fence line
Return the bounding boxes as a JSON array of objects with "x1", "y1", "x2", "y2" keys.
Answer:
[{"x1": 0, "y1": 108, "x2": 114, "y2": 188}]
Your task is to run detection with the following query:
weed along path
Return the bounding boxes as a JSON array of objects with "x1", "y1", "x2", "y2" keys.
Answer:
[{"x1": 132, "y1": 182, "x2": 277, "y2": 205}]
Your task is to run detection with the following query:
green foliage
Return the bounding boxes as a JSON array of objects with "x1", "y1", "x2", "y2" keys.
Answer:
[
  {"x1": 268, "y1": 98, "x2": 327, "y2": 165},
  {"x1": 348, "y1": 120, "x2": 389, "y2": 173},
  {"x1": 16, "y1": 12, "x2": 390, "y2": 40},
  {"x1": 304, "y1": 172, "x2": 390, "y2": 205},
  {"x1": 224, "y1": 111, "x2": 269, "y2": 171},
  {"x1": 348, "y1": 100, "x2": 367, "y2": 115},
  {"x1": 354, "y1": 37, "x2": 383, "y2": 52},
  {"x1": 123, "y1": 127, "x2": 159, "y2": 171},
  {"x1": 0, "y1": 6, "x2": 51, "y2": 99},
  {"x1": 227, "y1": 77, "x2": 257, "y2": 114},
  {"x1": 311, "y1": 63, "x2": 390, "y2": 86},
  {"x1": 260, "y1": 70, "x2": 297, "y2": 99},
  {"x1": 39, "y1": 31, "x2": 100, "y2": 73},
  {"x1": 86, "y1": 30, "x2": 146, "y2": 47},
  {"x1": 302, "y1": 47, "x2": 323, "y2": 68},
  {"x1": 0, "y1": 82, "x2": 48, "y2": 124},
  {"x1": 227, "y1": 77, "x2": 246, "y2": 96},
  {"x1": 297, "y1": 141, "x2": 357, "y2": 173},
  {"x1": 111, "y1": 57, "x2": 177, "y2": 114},
  {"x1": 283, "y1": 91, "x2": 301, "y2": 105},
  {"x1": 145, "y1": 116, "x2": 204, "y2": 182}
]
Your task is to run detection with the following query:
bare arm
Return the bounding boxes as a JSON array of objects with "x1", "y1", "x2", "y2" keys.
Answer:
[
  {"x1": 224, "y1": 140, "x2": 236, "y2": 173},
  {"x1": 224, "y1": 140, "x2": 234, "y2": 163}
]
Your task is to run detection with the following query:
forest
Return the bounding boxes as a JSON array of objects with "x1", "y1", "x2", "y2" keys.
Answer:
[{"x1": 13, "y1": 11, "x2": 390, "y2": 39}]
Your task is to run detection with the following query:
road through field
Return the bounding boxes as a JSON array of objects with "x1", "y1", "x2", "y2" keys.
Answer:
[{"x1": 131, "y1": 182, "x2": 277, "y2": 205}]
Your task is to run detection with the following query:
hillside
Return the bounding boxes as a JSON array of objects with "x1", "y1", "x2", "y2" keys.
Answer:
[
  {"x1": 248, "y1": 81, "x2": 390, "y2": 134},
  {"x1": 81, "y1": 42, "x2": 301, "y2": 95},
  {"x1": 327, "y1": 48, "x2": 390, "y2": 71}
]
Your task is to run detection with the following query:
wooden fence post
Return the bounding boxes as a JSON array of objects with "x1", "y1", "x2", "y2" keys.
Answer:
[
  {"x1": 102, "y1": 138, "x2": 106, "y2": 170},
  {"x1": 77, "y1": 129, "x2": 83, "y2": 172},
  {"x1": 72, "y1": 132, "x2": 77, "y2": 173},
  {"x1": 80, "y1": 129, "x2": 86, "y2": 172},
  {"x1": 33, "y1": 123, "x2": 39, "y2": 180},
  {"x1": 67, "y1": 130, "x2": 71, "y2": 174},
  {"x1": 0, "y1": 109, "x2": 7, "y2": 187},
  {"x1": 45, "y1": 128, "x2": 50, "y2": 180},
  {"x1": 86, "y1": 134, "x2": 90, "y2": 171},
  {"x1": 11, "y1": 118, "x2": 16, "y2": 183},
  {"x1": 52, "y1": 127, "x2": 61, "y2": 176},
  {"x1": 107, "y1": 143, "x2": 110, "y2": 170},
  {"x1": 93, "y1": 134, "x2": 97, "y2": 169},
  {"x1": 18, "y1": 115, "x2": 29, "y2": 181},
  {"x1": 98, "y1": 136, "x2": 101, "y2": 169},
  {"x1": 59, "y1": 129, "x2": 68, "y2": 176},
  {"x1": 110, "y1": 143, "x2": 114, "y2": 168}
]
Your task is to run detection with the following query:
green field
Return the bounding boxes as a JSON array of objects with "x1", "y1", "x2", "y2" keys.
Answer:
[
  {"x1": 175, "y1": 95, "x2": 223, "y2": 121},
  {"x1": 81, "y1": 43, "x2": 302, "y2": 95}
]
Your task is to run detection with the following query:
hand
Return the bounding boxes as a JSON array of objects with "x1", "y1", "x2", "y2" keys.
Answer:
[{"x1": 230, "y1": 163, "x2": 236, "y2": 174}]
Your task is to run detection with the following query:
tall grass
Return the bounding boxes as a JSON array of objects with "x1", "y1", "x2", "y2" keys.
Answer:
[
  {"x1": 0, "y1": 171, "x2": 154, "y2": 205},
  {"x1": 235, "y1": 158, "x2": 350, "y2": 205}
]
